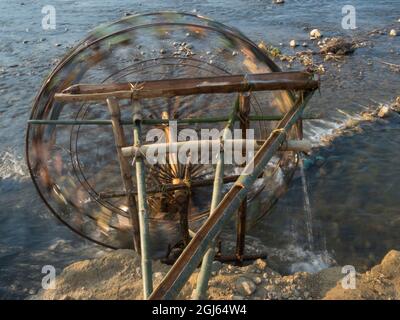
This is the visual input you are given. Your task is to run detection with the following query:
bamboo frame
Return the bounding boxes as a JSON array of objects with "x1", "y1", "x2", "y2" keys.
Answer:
[
  {"x1": 31, "y1": 69, "x2": 319, "y2": 300},
  {"x1": 149, "y1": 91, "x2": 314, "y2": 300}
]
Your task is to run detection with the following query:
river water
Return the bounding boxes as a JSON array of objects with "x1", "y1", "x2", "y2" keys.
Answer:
[{"x1": 0, "y1": 0, "x2": 399, "y2": 298}]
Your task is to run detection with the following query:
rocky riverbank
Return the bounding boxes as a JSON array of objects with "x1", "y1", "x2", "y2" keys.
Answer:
[{"x1": 33, "y1": 249, "x2": 400, "y2": 300}]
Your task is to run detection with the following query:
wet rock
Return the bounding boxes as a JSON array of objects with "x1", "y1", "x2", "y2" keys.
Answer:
[
  {"x1": 254, "y1": 258, "x2": 268, "y2": 270},
  {"x1": 253, "y1": 276, "x2": 262, "y2": 285},
  {"x1": 389, "y1": 29, "x2": 397, "y2": 37},
  {"x1": 273, "y1": 0, "x2": 285, "y2": 4},
  {"x1": 310, "y1": 29, "x2": 322, "y2": 40},
  {"x1": 320, "y1": 37, "x2": 355, "y2": 55},
  {"x1": 289, "y1": 40, "x2": 297, "y2": 48},
  {"x1": 324, "y1": 251, "x2": 400, "y2": 300},
  {"x1": 235, "y1": 277, "x2": 256, "y2": 296}
]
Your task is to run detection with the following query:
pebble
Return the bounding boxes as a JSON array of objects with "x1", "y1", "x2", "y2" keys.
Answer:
[
  {"x1": 55, "y1": 43, "x2": 62, "y2": 47},
  {"x1": 302, "y1": 42, "x2": 308, "y2": 47},
  {"x1": 289, "y1": 40, "x2": 297, "y2": 48},
  {"x1": 310, "y1": 29, "x2": 322, "y2": 40},
  {"x1": 389, "y1": 29, "x2": 397, "y2": 37},
  {"x1": 253, "y1": 276, "x2": 262, "y2": 285},
  {"x1": 274, "y1": 0, "x2": 285, "y2": 4},
  {"x1": 23, "y1": 40, "x2": 29, "y2": 44},
  {"x1": 160, "y1": 48, "x2": 166, "y2": 54},
  {"x1": 235, "y1": 277, "x2": 256, "y2": 296},
  {"x1": 254, "y1": 258, "x2": 267, "y2": 270}
]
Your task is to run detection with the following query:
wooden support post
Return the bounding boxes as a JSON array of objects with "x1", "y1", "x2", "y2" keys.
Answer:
[
  {"x1": 106, "y1": 98, "x2": 141, "y2": 253},
  {"x1": 236, "y1": 93, "x2": 251, "y2": 266},
  {"x1": 132, "y1": 100, "x2": 153, "y2": 299}
]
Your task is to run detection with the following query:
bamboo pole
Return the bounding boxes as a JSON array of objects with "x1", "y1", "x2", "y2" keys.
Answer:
[
  {"x1": 149, "y1": 91, "x2": 314, "y2": 300},
  {"x1": 27, "y1": 113, "x2": 320, "y2": 126},
  {"x1": 132, "y1": 100, "x2": 153, "y2": 299},
  {"x1": 106, "y1": 98, "x2": 141, "y2": 252},
  {"x1": 193, "y1": 97, "x2": 239, "y2": 300}
]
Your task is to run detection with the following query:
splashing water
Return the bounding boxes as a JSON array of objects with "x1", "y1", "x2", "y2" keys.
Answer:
[
  {"x1": 299, "y1": 156, "x2": 314, "y2": 251},
  {"x1": 0, "y1": 150, "x2": 28, "y2": 180}
]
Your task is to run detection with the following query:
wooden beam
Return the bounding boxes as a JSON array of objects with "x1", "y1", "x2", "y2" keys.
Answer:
[{"x1": 54, "y1": 72, "x2": 318, "y2": 102}]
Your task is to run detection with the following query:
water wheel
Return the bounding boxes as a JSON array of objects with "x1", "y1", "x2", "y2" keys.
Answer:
[{"x1": 26, "y1": 12, "x2": 311, "y2": 261}]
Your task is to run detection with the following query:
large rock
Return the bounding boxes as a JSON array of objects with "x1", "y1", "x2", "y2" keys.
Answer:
[{"x1": 324, "y1": 250, "x2": 400, "y2": 300}]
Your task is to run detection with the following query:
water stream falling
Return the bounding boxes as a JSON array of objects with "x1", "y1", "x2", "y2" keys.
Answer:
[{"x1": 299, "y1": 156, "x2": 314, "y2": 251}]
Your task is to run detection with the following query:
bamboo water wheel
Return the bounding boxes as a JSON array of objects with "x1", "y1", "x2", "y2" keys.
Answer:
[{"x1": 26, "y1": 12, "x2": 318, "y2": 275}]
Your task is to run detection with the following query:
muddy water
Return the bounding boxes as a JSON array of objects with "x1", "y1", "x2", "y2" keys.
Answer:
[{"x1": 0, "y1": 0, "x2": 399, "y2": 298}]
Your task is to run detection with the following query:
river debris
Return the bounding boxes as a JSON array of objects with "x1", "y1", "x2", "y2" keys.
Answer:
[{"x1": 319, "y1": 37, "x2": 355, "y2": 56}]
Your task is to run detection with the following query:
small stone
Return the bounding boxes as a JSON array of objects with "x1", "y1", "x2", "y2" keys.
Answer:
[
  {"x1": 40, "y1": 37, "x2": 46, "y2": 42},
  {"x1": 273, "y1": 0, "x2": 285, "y2": 4},
  {"x1": 302, "y1": 42, "x2": 308, "y2": 47},
  {"x1": 235, "y1": 277, "x2": 256, "y2": 296},
  {"x1": 289, "y1": 40, "x2": 297, "y2": 48},
  {"x1": 253, "y1": 276, "x2": 262, "y2": 285},
  {"x1": 160, "y1": 48, "x2": 166, "y2": 54},
  {"x1": 389, "y1": 29, "x2": 397, "y2": 37},
  {"x1": 55, "y1": 43, "x2": 62, "y2": 47},
  {"x1": 232, "y1": 50, "x2": 238, "y2": 56},
  {"x1": 23, "y1": 40, "x2": 29, "y2": 44},
  {"x1": 254, "y1": 258, "x2": 267, "y2": 270},
  {"x1": 310, "y1": 29, "x2": 322, "y2": 40}
]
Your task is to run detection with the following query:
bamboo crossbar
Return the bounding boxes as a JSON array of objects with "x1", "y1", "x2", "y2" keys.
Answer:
[
  {"x1": 54, "y1": 72, "x2": 318, "y2": 102},
  {"x1": 121, "y1": 139, "x2": 312, "y2": 157},
  {"x1": 27, "y1": 113, "x2": 320, "y2": 126},
  {"x1": 27, "y1": 113, "x2": 321, "y2": 126},
  {"x1": 149, "y1": 91, "x2": 314, "y2": 300}
]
